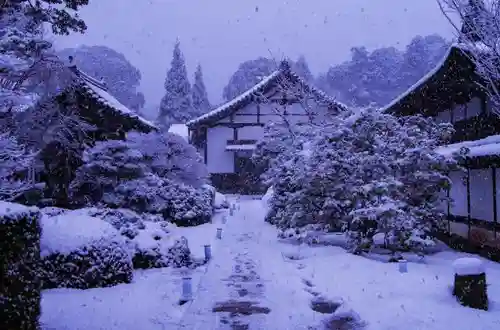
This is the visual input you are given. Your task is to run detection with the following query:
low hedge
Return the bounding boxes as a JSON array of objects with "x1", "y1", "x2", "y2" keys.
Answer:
[
  {"x1": 0, "y1": 201, "x2": 42, "y2": 330},
  {"x1": 39, "y1": 214, "x2": 134, "y2": 289}
]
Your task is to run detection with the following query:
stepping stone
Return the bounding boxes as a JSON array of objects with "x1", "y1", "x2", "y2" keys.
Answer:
[
  {"x1": 304, "y1": 287, "x2": 321, "y2": 296},
  {"x1": 310, "y1": 297, "x2": 341, "y2": 314},
  {"x1": 237, "y1": 288, "x2": 249, "y2": 297},
  {"x1": 212, "y1": 300, "x2": 271, "y2": 316},
  {"x1": 302, "y1": 278, "x2": 314, "y2": 287},
  {"x1": 230, "y1": 322, "x2": 249, "y2": 330}
]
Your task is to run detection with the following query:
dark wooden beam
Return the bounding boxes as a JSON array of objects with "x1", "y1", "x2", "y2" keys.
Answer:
[
  {"x1": 210, "y1": 123, "x2": 264, "y2": 128},
  {"x1": 466, "y1": 167, "x2": 471, "y2": 238},
  {"x1": 493, "y1": 167, "x2": 498, "y2": 239}
]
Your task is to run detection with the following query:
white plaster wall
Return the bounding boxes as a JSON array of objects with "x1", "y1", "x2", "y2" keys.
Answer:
[
  {"x1": 449, "y1": 171, "x2": 468, "y2": 217},
  {"x1": 469, "y1": 169, "x2": 494, "y2": 221},
  {"x1": 233, "y1": 115, "x2": 257, "y2": 123},
  {"x1": 259, "y1": 102, "x2": 280, "y2": 115},
  {"x1": 466, "y1": 97, "x2": 482, "y2": 118},
  {"x1": 449, "y1": 221, "x2": 469, "y2": 238},
  {"x1": 284, "y1": 102, "x2": 308, "y2": 115},
  {"x1": 435, "y1": 110, "x2": 451, "y2": 123},
  {"x1": 232, "y1": 103, "x2": 258, "y2": 123},
  {"x1": 206, "y1": 126, "x2": 234, "y2": 173},
  {"x1": 238, "y1": 126, "x2": 263, "y2": 140},
  {"x1": 237, "y1": 103, "x2": 258, "y2": 115},
  {"x1": 453, "y1": 104, "x2": 466, "y2": 121},
  {"x1": 436, "y1": 189, "x2": 448, "y2": 211}
]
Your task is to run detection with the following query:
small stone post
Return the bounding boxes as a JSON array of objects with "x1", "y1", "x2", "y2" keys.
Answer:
[
  {"x1": 398, "y1": 260, "x2": 408, "y2": 273},
  {"x1": 179, "y1": 277, "x2": 192, "y2": 304},
  {"x1": 204, "y1": 244, "x2": 212, "y2": 261},
  {"x1": 452, "y1": 257, "x2": 488, "y2": 310},
  {"x1": 216, "y1": 228, "x2": 222, "y2": 239}
]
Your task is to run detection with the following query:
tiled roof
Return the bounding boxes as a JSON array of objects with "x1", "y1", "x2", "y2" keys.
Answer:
[
  {"x1": 67, "y1": 64, "x2": 157, "y2": 132},
  {"x1": 380, "y1": 42, "x2": 486, "y2": 114},
  {"x1": 186, "y1": 60, "x2": 348, "y2": 128}
]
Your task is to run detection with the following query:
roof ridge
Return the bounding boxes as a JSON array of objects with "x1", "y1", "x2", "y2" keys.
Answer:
[{"x1": 186, "y1": 64, "x2": 348, "y2": 127}]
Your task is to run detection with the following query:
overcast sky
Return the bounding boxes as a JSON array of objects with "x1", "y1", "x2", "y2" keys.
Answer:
[{"x1": 54, "y1": 0, "x2": 457, "y2": 114}]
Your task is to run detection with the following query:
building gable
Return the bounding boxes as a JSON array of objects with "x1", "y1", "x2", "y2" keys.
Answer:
[
  {"x1": 186, "y1": 60, "x2": 346, "y2": 128},
  {"x1": 65, "y1": 60, "x2": 157, "y2": 135}
]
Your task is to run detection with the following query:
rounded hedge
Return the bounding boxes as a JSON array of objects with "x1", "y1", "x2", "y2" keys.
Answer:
[{"x1": 0, "y1": 201, "x2": 42, "y2": 330}]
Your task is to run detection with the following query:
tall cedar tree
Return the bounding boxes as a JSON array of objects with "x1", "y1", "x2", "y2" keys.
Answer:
[
  {"x1": 158, "y1": 40, "x2": 193, "y2": 128},
  {"x1": 192, "y1": 63, "x2": 211, "y2": 116},
  {"x1": 293, "y1": 55, "x2": 313, "y2": 82}
]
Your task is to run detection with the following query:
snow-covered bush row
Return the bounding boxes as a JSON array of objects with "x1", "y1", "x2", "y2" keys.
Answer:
[
  {"x1": 0, "y1": 201, "x2": 42, "y2": 330},
  {"x1": 39, "y1": 213, "x2": 133, "y2": 289},
  {"x1": 69, "y1": 131, "x2": 212, "y2": 226},
  {"x1": 255, "y1": 108, "x2": 463, "y2": 253},
  {"x1": 111, "y1": 176, "x2": 213, "y2": 226},
  {"x1": 39, "y1": 207, "x2": 197, "y2": 270}
]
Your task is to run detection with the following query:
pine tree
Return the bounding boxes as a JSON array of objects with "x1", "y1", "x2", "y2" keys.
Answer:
[
  {"x1": 158, "y1": 40, "x2": 193, "y2": 128},
  {"x1": 192, "y1": 63, "x2": 211, "y2": 116},
  {"x1": 293, "y1": 55, "x2": 313, "y2": 82}
]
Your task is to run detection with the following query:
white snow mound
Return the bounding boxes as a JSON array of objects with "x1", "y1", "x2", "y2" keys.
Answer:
[
  {"x1": 0, "y1": 200, "x2": 34, "y2": 220},
  {"x1": 453, "y1": 257, "x2": 485, "y2": 275},
  {"x1": 40, "y1": 214, "x2": 122, "y2": 257},
  {"x1": 262, "y1": 186, "x2": 274, "y2": 208}
]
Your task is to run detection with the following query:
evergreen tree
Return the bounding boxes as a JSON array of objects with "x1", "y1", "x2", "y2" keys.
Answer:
[
  {"x1": 223, "y1": 57, "x2": 276, "y2": 101},
  {"x1": 459, "y1": 0, "x2": 494, "y2": 43},
  {"x1": 293, "y1": 55, "x2": 313, "y2": 82},
  {"x1": 158, "y1": 40, "x2": 193, "y2": 128},
  {"x1": 192, "y1": 63, "x2": 211, "y2": 115}
]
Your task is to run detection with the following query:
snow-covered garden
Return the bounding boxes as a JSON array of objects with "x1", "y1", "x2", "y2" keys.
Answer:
[{"x1": 3, "y1": 0, "x2": 500, "y2": 329}]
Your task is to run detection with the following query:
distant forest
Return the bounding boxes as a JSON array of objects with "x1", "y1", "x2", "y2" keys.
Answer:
[{"x1": 222, "y1": 34, "x2": 450, "y2": 108}]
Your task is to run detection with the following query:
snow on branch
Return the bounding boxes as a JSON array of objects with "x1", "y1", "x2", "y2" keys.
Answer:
[{"x1": 438, "y1": 0, "x2": 500, "y2": 114}]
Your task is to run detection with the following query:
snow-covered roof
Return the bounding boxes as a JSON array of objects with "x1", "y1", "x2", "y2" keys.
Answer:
[
  {"x1": 381, "y1": 42, "x2": 483, "y2": 114},
  {"x1": 68, "y1": 65, "x2": 157, "y2": 132},
  {"x1": 168, "y1": 123, "x2": 189, "y2": 141},
  {"x1": 436, "y1": 134, "x2": 500, "y2": 158},
  {"x1": 186, "y1": 61, "x2": 348, "y2": 128}
]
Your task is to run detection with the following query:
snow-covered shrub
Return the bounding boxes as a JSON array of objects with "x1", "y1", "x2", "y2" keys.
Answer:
[
  {"x1": 39, "y1": 214, "x2": 133, "y2": 289},
  {"x1": 40, "y1": 206, "x2": 67, "y2": 217},
  {"x1": 69, "y1": 138, "x2": 146, "y2": 206},
  {"x1": 257, "y1": 108, "x2": 461, "y2": 253},
  {"x1": 117, "y1": 220, "x2": 193, "y2": 269},
  {"x1": 202, "y1": 184, "x2": 229, "y2": 210},
  {"x1": 69, "y1": 131, "x2": 212, "y2": 226},
  {"x1": 40, "y1": 207, "x2": 195, "y2": 269},
  {"x1": 79, "y1": 207, "x2": 167, "y2": 239},
  {"x1": 126, "y1": 131, "x2": 208, "y2": 187},
  {"x1": 67, "y1": 208, "x2": 190, "y2": 269},
  {"x1": 113, "y1": 176, "x2": 212, "y2": 226},
  {"x1": 0, "y1": 132, "x2": 38, "y2": 201},
  {"x1": 342, "y1": 111, "x2": 460, "y2": 253},
  {"x1": 0, "y1": 201, "x2": 41, "y2": 330}
]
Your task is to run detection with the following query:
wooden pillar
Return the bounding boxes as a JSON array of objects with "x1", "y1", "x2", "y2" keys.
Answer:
[
  {"x1": 202, "y1": 128, "x2": 208, "y2": 165},
  {"x1": 467, "y1": 168, "x2": 472, "y2": 239},
  {"x1": 493, "y1": 167, "x2": 498, "y2": 239},
  {"x1": 447, "y1": 180, "x2": 451, "y2": 234}
]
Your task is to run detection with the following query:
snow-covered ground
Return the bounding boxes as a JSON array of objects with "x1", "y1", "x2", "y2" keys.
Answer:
[
  {"x1": 40, "y1": 208, "x2": 230, "y2": 330},
  {"x1": 42, "y1": 196, "x2": 500, "y2": 329}
]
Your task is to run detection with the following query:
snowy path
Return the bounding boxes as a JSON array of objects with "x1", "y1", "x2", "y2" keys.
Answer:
[
  {"x1": 41, "y1": 196, "x2": 500, "y2": 330},
  {"x1": 177, "y1": 196, "x2": 319, "y2": 329},
  {"x1": 40, "y1": 211, "x2": 229, "y2": 330}
]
